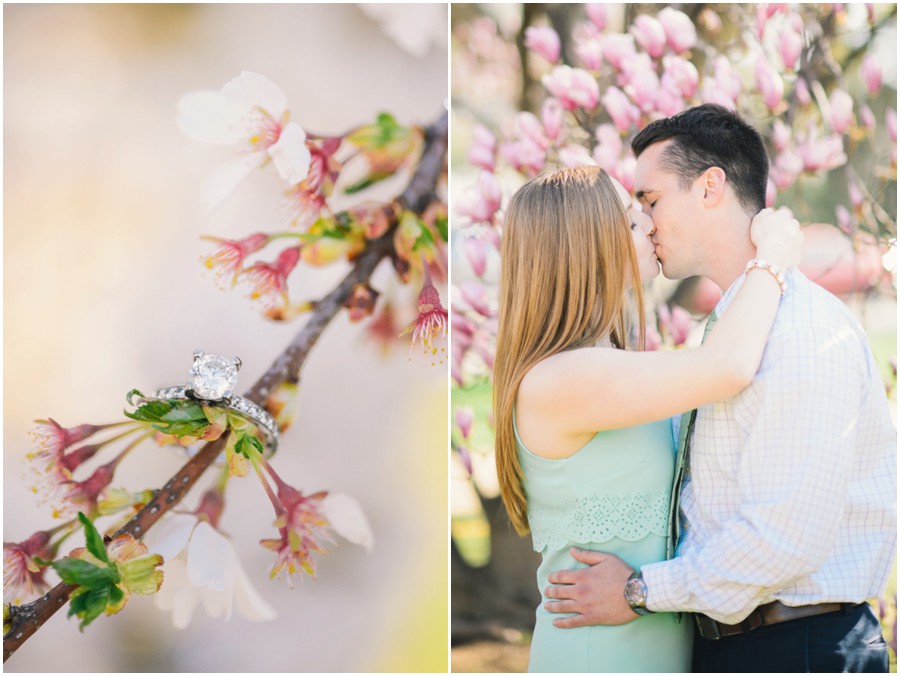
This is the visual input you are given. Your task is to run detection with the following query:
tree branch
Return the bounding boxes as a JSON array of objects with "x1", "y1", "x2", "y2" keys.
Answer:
[{"x1": 4, "y1": 108, "x2": 448, "y2": 663}]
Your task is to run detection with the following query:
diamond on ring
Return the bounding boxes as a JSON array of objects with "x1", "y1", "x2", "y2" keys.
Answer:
[{"x1": 151, "y1": 349, "x2": 279, "y2": 456}]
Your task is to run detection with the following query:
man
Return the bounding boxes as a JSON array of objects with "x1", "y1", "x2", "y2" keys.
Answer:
[{"x1": 543, "y1": 104, "x2": 897, "y2": 672}]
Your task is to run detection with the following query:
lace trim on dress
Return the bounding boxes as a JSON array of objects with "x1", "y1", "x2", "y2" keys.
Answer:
[{"x1": 529, "y1": 489, "x2": 671, "y2": 552}]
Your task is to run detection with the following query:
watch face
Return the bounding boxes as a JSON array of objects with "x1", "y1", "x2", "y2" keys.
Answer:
[{"x1": 625, "y1": 576, "x2": 646, "y2": 606}]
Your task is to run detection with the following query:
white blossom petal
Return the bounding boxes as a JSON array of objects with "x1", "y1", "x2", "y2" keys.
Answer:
[
  {"x1": 199, "y1": 583, "x2": 233, "y2": 621},
  {"x1": 187, "y1": 521, "x2": 236, "y2": 592},
  {"x1": 176, "y1": 91, "x2": 254, "y2": 145},
  {"x1": 233, "y1": 565, "x2": 277, "y2": 622},
  {"x1": 145, "y1": 513, "x2": 196, "y2": 561},
  {"x1": 321, "y1": 493, "x2": 374, "y2": 552},
  {"x1": 267, "y1": 122, "x2": 311, "y2": 185},
  {"x1": 155, "y1": 558, "x2": 200, "y2": 629},
  {"x1": 220, "y1": 71, "x2": 287, "y2": 120},
  {"x1": 201, "y1": 153, "x2": 265, "y2": 212}
]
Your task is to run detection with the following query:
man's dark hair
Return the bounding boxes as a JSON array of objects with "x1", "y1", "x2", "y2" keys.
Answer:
[{"x1": 631, "y1": 104, "x2": 768, "y2": 214}]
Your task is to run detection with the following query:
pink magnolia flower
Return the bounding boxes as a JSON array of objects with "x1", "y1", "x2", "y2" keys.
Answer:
[
  {"x1": 772, "y1": 119, "x2": 791, "y2": 152},
  {"x1": 702, "y1": 56, "x2": 741, "y2": 109},
  {"x1": 610, "y1": 155, "x2": 637, "y2": 194},
  {"x1": 655, "y1": 84, "x2": 684, "y2": 117},
  {"x1": 770, "y1": 149, "x2": 804, "y2": 189},
  {"x1": 401, "y1": 270, "x2": 449, "y2": 361},
  {"x1": 459, "y1": 281, "x2": 492, "y2": 318},
  {"x1": 467, "y1": 125, "x2": 496, "y2": 172},
  {"x1": 463, "y1": 235, "x2": 487, "y2": 278},
  {"x1": 860, "y1": 54, "x2": 882, "y2": 95},
  {"x1": 602, "y1": 86, "x2": 640, "y2": 132},
  {"x1": 828, "y1": 89, "x2": 854, "y2": 134},
  {"x1": 458, "y1": 171, "x2": 501, "y2": 225},
  {"x1": 662, "y1": 56, "x2": 699, "y2": 98},
  {"x1": 499, "y1": 139, "x2": 546, "y2": 176},
  {"x1": 887, "y1": 108, "x2": 897, "y2": 143},
  {"x1": 201, "y1": 233, "x2": 270, "y2": 288},
  {"x1": 795, "y1": 77, "x2": 812, "y2": 105},
  {"x1": 575, "y1": 33, "x2": 604, "y2": 71},
  {"x1": 585, "y1": 4, "x2": 607, "y2": 30},
  {"x1": 777, "y1": 25, "x2": 803, "y2": 70},
  {"x1": 240, "y1": 246, "x2": 301, "y2": 307},
  {"x1": 542, "y1": 98, "x2": 564, "y2": 142},
  {"x1": 558, "y1": 143, "x2": 596, "y2": 168},
  {"x1": 4, "y1": 530, "x2": 56, "y2": 604},
  {"x1": 541, "y1": 66, "x2": 600, "y2": 111},
  {"x1": 848, "y1": 182, "x2": 864, "y2": 210},
  {"x1": 657, "y1": 7, "x2": 697, "y2": 54},
  {"x1": 836, "y1": 205, "x2": 853, "y2": 235},
  {"x1": 798, "y1": 132, "x2": 847, "y2": 172},
  {"x1": 525, "y1": 25, "x2": 561, "y2": 63},
  {"x1": 658, "y1": 304, "x2": 692, "y2": 346},
  {"x1": 631, "y1": 14, "x2": 667, "y2": 59},
  {"x1": 625, "y1": 60, "x2": 661, "y2": 113},
  {"x1": 177, "y1": 71, "x2": 311, "y2": 211},
  {"x1": 456, "y1": 407, "x2": 474, "y2": 439},
  {"x1": 603, "y1": 33, "x2": 638, "y2": 70},
  {"x1": 766, "y1": 177, "x2": 777, "y2": 208},
  {"x1": 593, "y1": 124, "x2": 623, "y2": 171},
  {"x1": 516, "y1": 111, "x2": 549, "y2": 150},
  {"x1": 859, "y1": 105, "x2": 876, "y2": 132},
  {"x1": 755, "y1": 57, "x2": 785, "y2": 109}
]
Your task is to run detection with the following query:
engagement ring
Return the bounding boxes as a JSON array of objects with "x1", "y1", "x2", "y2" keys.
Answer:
[{"x1": 152, "y1": 349, "x2": 279, "y2": 455}]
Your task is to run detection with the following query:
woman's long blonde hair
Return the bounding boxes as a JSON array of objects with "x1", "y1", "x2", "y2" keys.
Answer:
[{"x1": 493, "y1": 166, "x2": 646, "y2": 536}]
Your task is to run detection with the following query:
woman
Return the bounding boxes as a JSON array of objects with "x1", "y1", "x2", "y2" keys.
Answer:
[{"x1": 493, "y1": 166, "x2": 801, "y2": 672}]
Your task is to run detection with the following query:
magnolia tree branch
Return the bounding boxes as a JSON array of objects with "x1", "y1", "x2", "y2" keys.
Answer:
[{"x1": 4, "y1": 108, "x2": 448, "y2": 663}]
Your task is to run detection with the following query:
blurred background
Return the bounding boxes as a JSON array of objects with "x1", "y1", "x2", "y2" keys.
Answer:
[
  {"x1": 5, "y1": 3, "x2": 448, "y2": 672},
  {"x1": 449, "y1": 3, "x2": 897, "y2": 672}
]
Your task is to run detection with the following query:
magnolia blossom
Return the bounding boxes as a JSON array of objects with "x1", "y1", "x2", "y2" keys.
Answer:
[
  {"x1": 558, "y1": 143, "x2": 596, "y2": 168},
  {"x1": 467, "y1": 125, "x2": 496, "y2": 172},
  {"x1": 524, "y1": 25, "x2": 561, "y2": 63},
  {"x1": 658, "y1": 304, "x2": 692, "y2": 346},
  {"x1": 515, "y1": 112, "x2": 549, "y2": 150},
  {"x1": 456, "y1": 407, "x2": 474, "y2": 439},
  {"x1": 499, "y1": 139, "x2": 545, "y2": 176},
  {"x1": 178, "y1": 71, "x2": 311, "y2": 211},
  {"x1": 458, "y1": 171, "x2": 501, "y2": 225},
  {"x1": 593, "y1": 124, "x2": 623, "y2": 171},
  {"x1": 631, "y1": 14, "x2": 667, "y2": 59},
  {"x1": 798, "y1": 131, "x2": 847, "y2": 172},
  {"x1": 828, "y1": 89, "x2": 854, "y2": 134},
  {"x1": 458, "y1": 281, "x2": 492, "y2": 318},
  {"x1": 772, "y1": 119, "x2": 791, "y2": 152},
  {"x1": 755, "y1": 57, "x2": 784, "y2": 109},
  {"x1": 624, "y1": 59, "x2": 661, "y2": 113},
  {"x1": 859, "y1": 105, "x2": 876, "y2": 132},
  {"x1": 575, "y1": 33, "x2": 604, "y2": 71},
  {"x1": 602, "y1": 86, "x2": 639, "y2": 132},
  {"x1": 657, "y1": 7, "x2": 697, "y2": 53},
  {"x1": 661, "y1": 56, "x2": 699, "y2": 98},
  {"x1": 860, "y1": 54, "x2": 882, "y2": 95},
  {"x1": 462, "y1": 235, "x2": 487, "y2": 278},
  {"x1": 603, "y1": 33, "x2": 637, "y2": 70},
  {"x1": 777, "y1": 25, "x2": 803, "y2": 70},
  {"x1": 541, "y1": 98, "x2": 564, "y2": 142},
  {"x1": 585, "y1": 3, "x2": 607, "y2": 30},
  {"x1": 146, "y1": 514, "x2": 276, "y2": 628},
  {"x1": 541, "y1": 66, "x2": 600, "y2": 111}
]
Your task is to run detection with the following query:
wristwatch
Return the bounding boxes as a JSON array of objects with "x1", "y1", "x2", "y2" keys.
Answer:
[{"x1": 624, "y1": 570, "x2": 655, "y2": 616}]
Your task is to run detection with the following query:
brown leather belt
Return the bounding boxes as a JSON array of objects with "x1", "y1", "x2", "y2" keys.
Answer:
[{"x1": 695, "y1": 601, "x2": 861, "y2": 640}]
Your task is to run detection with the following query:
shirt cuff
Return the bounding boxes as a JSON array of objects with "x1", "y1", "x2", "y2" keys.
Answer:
[{"x1": 641, "y1": 558, "x2": 689, "y2": 613}]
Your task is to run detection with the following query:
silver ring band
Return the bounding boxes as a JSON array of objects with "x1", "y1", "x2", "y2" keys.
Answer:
[{"x1": 153, "y1": 385, "x2": 280, "y2": 456}]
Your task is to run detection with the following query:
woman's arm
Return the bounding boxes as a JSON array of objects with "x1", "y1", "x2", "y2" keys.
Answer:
[{"x1": 518, "y1": 209, "x2": 802, "y2": 458}]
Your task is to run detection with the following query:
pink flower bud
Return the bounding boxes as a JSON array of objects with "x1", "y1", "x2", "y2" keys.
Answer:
[
  {"x1": 798, "y1": 133, "x2": 847, "y2": 172},
  {"x1": 611, "y1": 155, "x2": 636, "y2": 193},
  {"x1": 525, "y1": 25, "x2": 561, "y2": 63},
  {"x1": 558, "y1": 143, "x2": 596, "y2": 168},
  {"x1": 766, "y1": 177, "x2": 777, "y2": 207},
  {"x1": 771, "y1": 149, "x2": 804, "y2": 189},
  {"x1": 859, "y1": 105, "x2": 876, "y2": 132},
  {"x1": 657, "y1": 7, "x2": 697, "y2": 53},
  {"x1": 603, "y1": 33, "x2": 637, "y2": 70},
  {"x1": 655, "y1": 83, "x2": 684, "y2": 117},
  {"x1": 585, "y1": 4, "x2": 607, "y2": 31},
  {"x1": 755, "y1": 57, "x2": 784, "y2": 109},
  {"x1": 499, "y1": 139, "x2": 546, "y2": 176},
  {"x1": 795, "y1": 77, "x2": 811, "y2": 105},
  {"x1": 467, "y1": 125, "x2": 496, "y2": 172},
  {"x1": 602, "y1": 86, "x2": 639, "y2": 132},
  {"x1": 662, "y1": 56, "x2": 699, "y2": 98},
  {"x1": 575, "y1": 33, "x2": 604, "y2": 71},
  {"x1": 463, "y1": 235, "x2": 487, "y2": 278},
  {"x1": 542, "y1": 98, "x2": 564, "y2": 141},
  {"x1": 835, "y1": 205, "x2": 853, "y2": 235},
  {"x1": 777, "y1": 26, "x2": 803, "y2": 70},
  {"x1": 866, "y1": 3, "x2": 876, "y2": 24},
  {"x1": 455, "y1": 407, "x2": 474, "y2": 439},
  {"x1": 459, "y1": 171, "x2": 502, "y2": 225},
  {"x1": 516, "y1": 111, "x2": 549, "y2": 149},
  {"x1": 849, "y1": 181, "x2": 864, "y2": 209},
  {"x1": 460, "y1": 281, "x2": 491, "y2": 317},
  {"x1": 631, "y1": 14, "x2": 667, "y2": 59},
  {"x1": 772, "y1": 119, "x2": 791, "y2": 152},
  {"x1": 592, "y1": 124, "x2": 622, "y2": 170},
  {"x1": 456, "y1": 445, "x2": 473, "y2": 475},
  {"x1": 541, "y1": 66, "x2": 600, "y2": 111},
  {"x1": 887, "y1": 108, "x2": 897, "y2": 143},
  {"x1": 860, "y1": 54, "x2": 882, "y2": 95},
  {"x1": 828, "y1": 89, "x2": 854, "y2": 134},
  {"x1": 714, "y1": 56, "x2": 742, "y2": 100},
  {"x1": 625, "y1": 65, "x2": 660, "y2": 113}
]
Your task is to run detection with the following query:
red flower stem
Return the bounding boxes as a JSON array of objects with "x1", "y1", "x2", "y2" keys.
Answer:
[{"x1": 3, "y1": 109, "x2": 447, "y2": 663}]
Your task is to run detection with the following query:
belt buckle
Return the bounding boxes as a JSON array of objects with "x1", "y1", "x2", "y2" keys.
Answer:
[{"x1": 694, "y1": 614, "x2": 723, "y2": 640}]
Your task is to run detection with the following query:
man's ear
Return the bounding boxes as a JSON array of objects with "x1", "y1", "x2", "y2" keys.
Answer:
[{"x1": 700, "y1": 167, "x2": 727, "y2": 207}]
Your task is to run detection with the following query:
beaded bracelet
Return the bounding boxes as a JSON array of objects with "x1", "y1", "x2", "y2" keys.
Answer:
[{"x1": 745, "y1": 259, "x2": 787, "y2": 296}]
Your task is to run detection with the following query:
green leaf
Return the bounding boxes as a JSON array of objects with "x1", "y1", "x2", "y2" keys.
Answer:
[
  {"x1": 125, "y1": 400, "x2": 174, "y2": 423},
  {"x1": 68, "y1": 586, "x2": 110, "y2": 631},
  {"x1": 108, "y1": 584, "x2": 125, "y2": 608},
  {"x1": 53, "y1": 559, "x2": 116, "y2": 589},
  {"x1": 160, "y1": 401, "x2": 207, "y2": 423},
  {"x1": 151, "y1": 420, "x2": 210, "y2": 437},
  {"x1": 125, "y1": 389, "x2": 145, "y2": 407},
  {"x1": 77, "y1": 512, "x2": 109, "y2": 565},
  {"x1": 235, "y1": 433, "x2": 264, "y2": 459},
  {"x1": 435, "y1": 215, "x2": 448, "y2": 243},
  {"x1": 413, "y1": 222, "x2": 436, "y2": 251},
  {"x1": 343, "y1": 171, "x2": 393, "y2": 195}
]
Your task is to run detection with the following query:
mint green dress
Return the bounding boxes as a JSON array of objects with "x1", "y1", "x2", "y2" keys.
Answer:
[{"x1": 516, "y1": 415, "x2": 693, "y2": 673}]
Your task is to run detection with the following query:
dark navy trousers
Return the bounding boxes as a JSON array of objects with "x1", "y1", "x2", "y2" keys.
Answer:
[{"x1": 692, "y1": 603, "x2": 890, "y2": 673}]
